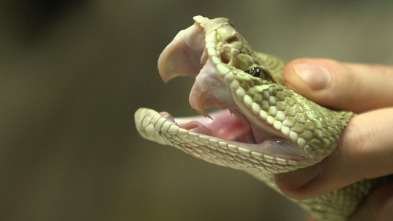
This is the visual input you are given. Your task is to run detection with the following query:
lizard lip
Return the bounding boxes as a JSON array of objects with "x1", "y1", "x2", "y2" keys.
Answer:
[
  {"x1": 158, "y1": 16, "x2": 238, "y2": 117},
  {"x1": 158, "y1": 19, "x2": 220, "y2": 116},
  {"x1": 158, "y1": 21, "x2": 204, "y2": 83}
]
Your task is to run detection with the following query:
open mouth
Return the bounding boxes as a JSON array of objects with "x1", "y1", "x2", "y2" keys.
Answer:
[
  {"x1": 135, "y1": 16, "x2": 351, "y2": 173},
  {"x1": 155, "y1": 16, "x2": 306, "y2": 160}
]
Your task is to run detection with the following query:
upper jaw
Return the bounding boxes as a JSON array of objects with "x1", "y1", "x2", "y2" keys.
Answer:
[
  {"x1": 157, "y1": 15, "x2": 270, "y2": 139},
  {"x1": 157, "y1": 21, "x2": 205, "y2": 83},
  {"x1": 158, "y1": 16, "x2": 239, "y2": 117}
]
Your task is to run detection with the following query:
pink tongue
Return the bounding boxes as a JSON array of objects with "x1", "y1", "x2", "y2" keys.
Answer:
[
  {"x1": 173, "y1": 111, "x2": 253, "y2": 142},
  {"x1": 179, "y1": 121, "x2": 218, "y2": 137}
]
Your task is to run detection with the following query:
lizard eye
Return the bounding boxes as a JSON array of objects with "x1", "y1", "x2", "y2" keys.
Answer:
[{"x1": 245, "y1": 67, "x2": 269, "y2": 78}]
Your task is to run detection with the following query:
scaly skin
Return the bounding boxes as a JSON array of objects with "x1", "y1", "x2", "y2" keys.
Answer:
[{"x1": 134, "y1": 16, "x2": 386, "y2": 220}]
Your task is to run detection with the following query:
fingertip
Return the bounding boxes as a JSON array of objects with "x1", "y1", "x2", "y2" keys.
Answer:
[
  {"x1": 283, "y1": 58, "x2": 346, "y2": 109},
  {"x1": 283, "y1": 58, "x2": 393, "y2": 112},
  {"x1": 274, "y1": 164, "x2": 321, "y2": 200},
  {"x1": 284, "y1": 59, "x2": 332, "y2": 91}
]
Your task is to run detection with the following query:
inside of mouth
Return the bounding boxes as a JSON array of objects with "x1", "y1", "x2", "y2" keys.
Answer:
[
  {"x1": 161, "y1": 110, "x2": 306, "y2": 158},
  {"x1": 176, "y1": 110, "x2": 255, "y2": 143}
]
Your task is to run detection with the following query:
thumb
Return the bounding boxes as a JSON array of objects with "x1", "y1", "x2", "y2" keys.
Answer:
[{"x1": 283, "y1": 59, "x2": 393, "y2": 113}]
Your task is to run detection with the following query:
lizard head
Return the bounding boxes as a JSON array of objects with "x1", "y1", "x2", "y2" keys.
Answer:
[
  {"x1": 159, "y1": 16, "x2": 284, "y2": 118},
  {"x1": 137, "y1": 16, "x2": 352, "y2": 174}
]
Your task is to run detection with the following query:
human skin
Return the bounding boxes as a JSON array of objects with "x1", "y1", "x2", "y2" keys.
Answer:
[{"x1": 275, "y1": 59, "x2": 393, "y2": 221}]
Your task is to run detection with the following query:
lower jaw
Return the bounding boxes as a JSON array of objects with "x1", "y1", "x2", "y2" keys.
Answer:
[{"x1": 160, "y1": 110, "x2": 306, "y2": 159}]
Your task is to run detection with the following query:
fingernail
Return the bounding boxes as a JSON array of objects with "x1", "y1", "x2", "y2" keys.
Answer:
[
  {"x1": 276, "y1": 165, "x2": 320, "y2": 190},
  {"x1": 293, "y1": 63, "x2": 331, "y2": 90}
]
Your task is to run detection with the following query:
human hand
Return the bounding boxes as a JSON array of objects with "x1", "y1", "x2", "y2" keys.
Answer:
[{"x1": 274, "y1": 59, "x2": 393, "y2": 221}]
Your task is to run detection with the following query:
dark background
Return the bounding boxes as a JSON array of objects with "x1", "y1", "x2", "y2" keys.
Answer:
[{"x1": 1, "y1": 1, "x2": 392, "y2": 220}]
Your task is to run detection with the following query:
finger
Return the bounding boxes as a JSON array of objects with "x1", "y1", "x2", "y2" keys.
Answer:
[
  {"x1": 283, "y1": 59, "x2": 393, "y2": 113},
  {"x1": 349, "y1": 183, "x2": 393, "y2": 221},
  {"x1": 275, "y1": 107, "x2": 393, "y2": 200}
]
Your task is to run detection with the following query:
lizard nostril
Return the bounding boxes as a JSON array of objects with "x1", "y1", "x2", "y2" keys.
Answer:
[
  {"x1": 227, "y1": 36, "x2": 239, "y2": 44},
  {"x1": 220, "y1": 48, "x2": 231, "y2": 64}
]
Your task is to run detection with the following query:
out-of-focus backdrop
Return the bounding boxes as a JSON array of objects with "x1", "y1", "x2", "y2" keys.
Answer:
[{"x1": 1, "y1": 1, "x2": 392, "y2": 221}]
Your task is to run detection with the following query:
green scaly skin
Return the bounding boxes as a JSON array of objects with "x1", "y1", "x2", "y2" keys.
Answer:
[{"x1": 134, "y1": 16, "x2": 385, "y2": 220}]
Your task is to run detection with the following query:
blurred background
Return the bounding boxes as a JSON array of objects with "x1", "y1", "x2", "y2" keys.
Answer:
[{"x1": 0, "y1": 0, "x2": 392, "y2": 221}]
